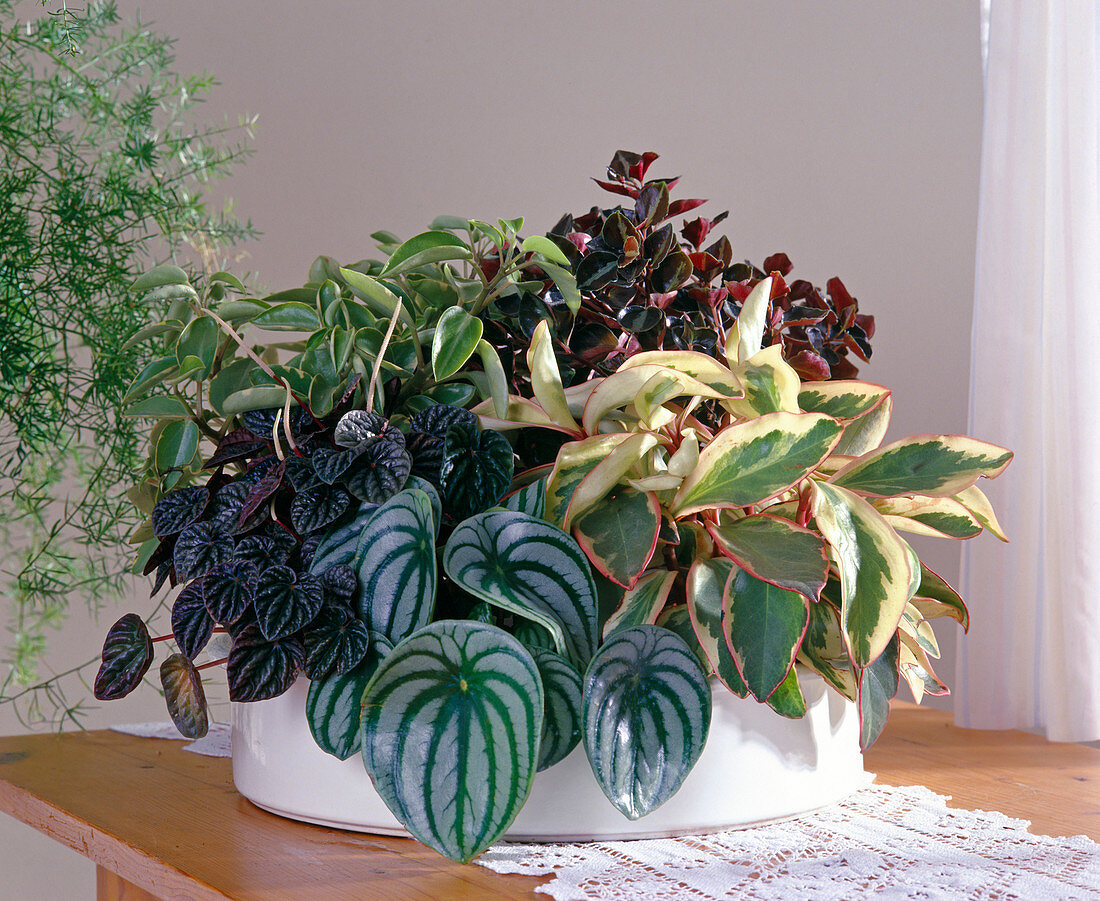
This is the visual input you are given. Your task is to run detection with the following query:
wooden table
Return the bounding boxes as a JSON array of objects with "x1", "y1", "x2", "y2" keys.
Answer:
[{"x1": 1, "y1": 703, "x2": 1097, "y2": 900}]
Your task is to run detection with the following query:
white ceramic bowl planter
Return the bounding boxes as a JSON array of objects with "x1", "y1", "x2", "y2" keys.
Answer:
[{"x1": 232, "y1": 668, "x2": 866, "y2": 841}]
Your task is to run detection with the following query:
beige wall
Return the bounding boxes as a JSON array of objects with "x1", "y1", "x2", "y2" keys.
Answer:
[{"x1": 0, "y1": 2, "x2": 983, "y2": 896}]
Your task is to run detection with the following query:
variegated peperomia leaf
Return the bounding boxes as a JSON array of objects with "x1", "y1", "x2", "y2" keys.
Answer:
[
  {"x1": 858, "y1": 634, "x2": 900, "y2": 750},
  {"x1": 544, "y1": 433, "x2": 632, "y2": 527},
  {"x1": 686, "y1": 558, "x2": 749, "y2": 696},
  {"x1": 911, "y1": 563, "x2": 970, "y2": 630},
  {"x1": 582, "y1": 625, "x2": 710, "y2": 820},
  {"x1": 443, "y1": 510, "x2": 598, "y2": 667},
  {"x1": 830, "y1": 435, "x2": 1013, "y2": 498},
  {"x1": 954, "y1": 483, "x2": 1009, "y2": 541},
  {"x1": 725, "y1": 345, "x2": 801, "y2": 417},
  {"x1": 361, "y1": 621, "x2": 542, "y2": 863},
  {"x1": 306, "y1": 633, "x2": 392, "y2": 760},
  {"x1": 797, "y1": 599, "x2": 857, "y2": 701},
  {"x1": 563, "y1": 433, "x2": 660, "y2": 528},
  {"x1": 603, "y1": 569, "x2": 678, "y2": 638},
  {"x1": 708, "y1": 513, "x2": 829, "y2": 602},
  {"x1": 723, "y1": 566, "x2": 809, "y2": 702},
  {"x1": 531, "y1": 648, "x2": 583, "y2": 771},
  {"x1": 812, "y1": 481, "x2": 911, "y2": 668},
  {"x1": 798, "y1": 379, "x2": 891, "y2": 422},
  {"x1": 160, "y1": 653, "x2": 209, "y2": 739},
  {"x1": 672, "y1": 412, "x2": 842, "y2": 516},
  {"x1": 872, "y1": 495, "x2": 983, "y2": 539},
  {"x1": 763, "y1": 663, "x2": 807, "y2": 718},
  {"x1": 573, "y1": 487, "x2": 660, "y2": 590},
  {"x1": 581, "y1": 364, "x2": 733, "y2": 434},
  {"x1": 354, "y1": 488, "x2": 437, "y2": 644}
]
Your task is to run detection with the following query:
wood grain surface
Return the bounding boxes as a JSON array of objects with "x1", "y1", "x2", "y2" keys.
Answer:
[{"x1": 0, "y1": 701, "x2": 1096, "y2": 900}]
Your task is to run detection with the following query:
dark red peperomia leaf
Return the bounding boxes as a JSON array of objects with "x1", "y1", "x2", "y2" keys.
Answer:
[
  {"x1": 237, "y1": 459, "x2": 286, "y2": 528},
  {"x1": 93, "y1": 614, "x2": 154, "y2": 700},
  {"x1": 203, "y1": 559, "x2": 260, "y2": 625},
  {"x1": 160, "y1": 653, "x2": 209, "y2": 739},
  {"x1": 254, "y1": 565, "x2": 324, "y2": 641},
  {"x1": 227, "y1": 625, "x2": 305, "y2": 702},
  {"x1": 343, "y1": 439, "x2": 412, "y2": 505},
  {"x1": 151, "y1": 486, "x2": 210, "y2": 538},
  {"x1": 172, "y1": 582, "x2": 214, "y2": 659},
  {"x1": 291, "y1": 483, "x2": 352, "y2": 535},
  {"x1": 302, "y1": 606, "x2": 370, "y2": 680},
  {"x1": 173, "y1": 521, "x2": 235, "y2": 581},
  {"x1": 203, "y1": 429, "x2": 268, "y2": 469}
]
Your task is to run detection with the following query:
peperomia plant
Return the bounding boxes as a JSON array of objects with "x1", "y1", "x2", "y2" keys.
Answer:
[{"x1": 93, "y1": 151, "x2": 1009, "y2": 866}]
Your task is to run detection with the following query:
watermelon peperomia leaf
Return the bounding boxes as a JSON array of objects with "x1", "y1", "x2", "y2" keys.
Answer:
[
  {"x1": 306, "y1": 632, "x2": 392, "y2": 760},
  {"x1": 360, "y1": 620, "x2": 543, "y2": 863},
  {"x1": 582, "y1": 625, "x2": 710, "y2": 819},
  {"x1": 530, "y1": 647, "x2": 583, "y2": 771}
]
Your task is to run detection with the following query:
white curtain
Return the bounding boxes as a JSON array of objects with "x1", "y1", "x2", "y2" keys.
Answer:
[{"x1": 957, "y1": 0, "x2": 1100, "y2": 742}]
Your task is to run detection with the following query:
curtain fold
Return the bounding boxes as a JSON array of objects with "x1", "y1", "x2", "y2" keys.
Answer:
[{"x1": 958, "y1": 0, "x2": 1100, "y2": 742}]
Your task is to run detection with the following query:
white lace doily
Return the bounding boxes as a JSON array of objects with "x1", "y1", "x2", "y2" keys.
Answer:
[
  {"x1": 110, "y1": 721, "x2": 232, "y2": 757},
  {"x1": 476, "y1": 784, "x2": 1100, "y2": 900}
]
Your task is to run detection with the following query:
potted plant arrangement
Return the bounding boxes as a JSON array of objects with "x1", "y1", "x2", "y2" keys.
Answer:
[{"x1": 94, "y1": 151, "x2": 1011, "y2": 864}]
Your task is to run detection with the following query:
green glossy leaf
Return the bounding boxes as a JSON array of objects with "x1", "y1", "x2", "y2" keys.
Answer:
[
  {"x1": 306, "y1": 636, "x2": 391, "y2": 760},
  {"x1": 672, "y1": 412, "x2": 842, "y2": 516},
  {"x1": 813, "y1": 481, "x2": 912, "y2": 667},
  {"x1": 582, "y1": 625, "x2": 710, "y2": 819},
  {"x1": 475, "y1": 339, "x2": 509, "y2": 419},
  {"x1": 155, "y1": 420, "x2": 199, "y2": 473},
  {"x1": 124, "y1": 356, "x2": 179, "y2": 402},
  {"x1": 209, "y1": 270, "x2": 247, "y2": 291},
  {"x1": 603, "y1": 569, "x2": 677, "y2": 638},
  {"x1": 432, "y1": 306, "x2": 483, "y2": 381},
  {"x1": 160, "y1": 654, "x2": 209, "y2": 739},
  {"x1": 132, "y1": 264, "x2": 190, "y2": 292},
  {"x1": 537, "y1": 261, "x2": 582, "y2": 315},
  {"x1": 655, "y1": 605, "x2": 710, "y2": 673},
  {"x1": 123, "y1": 320, "x2": 182, "y2": 351},
  {"x1": 219, "y1": 386, "x2": 290, "y2": 415},
  {"x1": 355, "y1": 489, "x2": 437, "y2": 643},
  {"x1": 521, "y1": 235, "x2": 571, "y2": 267},
  {"x1": 250, "y1": 301, "x2": 321, "y2": 331},
  {"x1": 723, "y1": 566, "x2": 809, "y2": 702},
  {"x1": 340, "y1": 268, "x2": 417, "y2": 331},
  {"x1": 708, "y1": 514, "x2": 828, "y2": 601},
  {"x1": 858, "y1": 635, "x2": 900, "y2": 749},
  {"x1": 175, "y1": 316, "x2": 220, "y2": 377},
  {"x1": 686, "y1": 559, "x2": 749, "y2": 696},
  {"x1": 531, "y1": 648, "x2": 582, "y2": 771},
  {"x1": 573, "y1": 487, "x2": 660, "y2": 590},
  {"x1": 443, "y1": 510, "x2": 598, "y2": 668},
  {"x1": 430, "y1": 215, "x2": 471, "y2": 231},
  {"x1": 361, "y1": 621, "x2": 542, "y2": 863},
  {"x1": 831, "y1": 436, "x2": 1013, "y2": 498},
  {"x1": 380, "y1": 230, "x2": 472, "y2": 277},
  {"x1": 122, "y1": 395, "x2": 192, "y2": 419}
]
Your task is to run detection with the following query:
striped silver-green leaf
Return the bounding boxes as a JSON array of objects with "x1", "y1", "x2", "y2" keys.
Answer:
[
  {"x1": 531, "y1": 648, "x2": 582, "y2": 771},
  {"x1": 672, "y1": 412, "x2": 842, "y2": 517},
  {"x1": 306, "y1": 633, "x2": 392, "y2": 760},
  {"x1": 708, "y1": 513, "x2": 829, "y2": 601},
  {"x1": 355, "y1": 488, "x2": 437, "y2": 643},
  {"x1": 582, "y1": 625, "x2": 710, "y2": 819},
  {"x1": 360, "y1": 621, "x2": 542, "y2": 863},
  {"x1": 502, "y1": 476, "x2": 546, "y2": 519},
  {"x1": 603, "y1": 569, "x2": 677, "y2": 639},
  {"x1": 813, "y1": 481, "x2": 912, "y2": 668},
  {"x1": 443, "y1": 510, "x2": 598, "y2": 667},
  {"x1": 831, "y1": 435, "x2": 1013, "y2": 498},
  {"x1": 310, "y1": 502, "x2": 379, "y2": 574},
  {"x1": 723, "y1": 566, "x2": 809, "y2": 702},
  {"x1": 686, "y1": 559, "x2": 748, "y2": 697}
]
